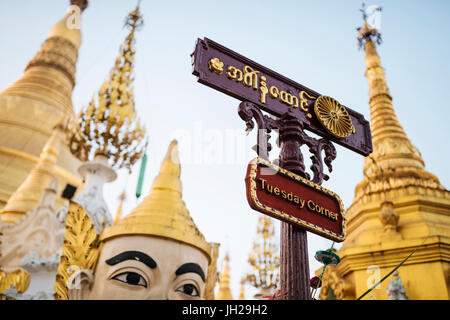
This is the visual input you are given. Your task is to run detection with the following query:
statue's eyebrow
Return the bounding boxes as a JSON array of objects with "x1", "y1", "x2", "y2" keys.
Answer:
[
  {"x1": 106, "y1": 251, "x2": 157, "y2": 270},
  {"x1": 175, "y1": 263, "x2": 206, "y2": 282}
]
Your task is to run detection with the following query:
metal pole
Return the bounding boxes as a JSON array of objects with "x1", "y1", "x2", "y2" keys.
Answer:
[{"x1": 278, "y1": 115, "x2": 310, "y2": 300}]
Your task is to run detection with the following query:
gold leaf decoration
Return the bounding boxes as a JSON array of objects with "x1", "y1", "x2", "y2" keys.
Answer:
[
  {"x1": 69, "y1": 5, "x2": 147, "y2": 173},
  {"x1": 0, "y1": 269, "x2": 30, "y2": 294},
  {"x1": 314, "y1": 96, "x2": 355, "y2": 139},
  {"x1": 54, "y1": 202, "x2": 102, "y2": 300}
]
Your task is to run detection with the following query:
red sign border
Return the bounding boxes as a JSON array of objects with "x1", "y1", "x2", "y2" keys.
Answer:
[{"x1": 246, "y1": 157, "x2": 347, "y2": 242}]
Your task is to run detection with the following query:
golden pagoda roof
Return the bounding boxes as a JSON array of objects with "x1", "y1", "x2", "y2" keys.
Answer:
[
  {"x1": 100, "y1": 140, "x2": 212, "y2": 262},
  {"x1": 316, "y1": 5, "x2": 450, "y2": 300},
  {"x1": 216, "y1": 252, "x2": 233, "y2": 300},
  {"x1": 1, "y1": 124, "x2": 64, "y2": 223},
  {"x1": 69, "y1": 4, "x2": 147, "y2": 172}
]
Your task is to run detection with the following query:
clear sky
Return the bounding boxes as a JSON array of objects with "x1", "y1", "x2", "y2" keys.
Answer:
[{"x1": 0, "y1": 0, "x2": 449, "y2": 299}]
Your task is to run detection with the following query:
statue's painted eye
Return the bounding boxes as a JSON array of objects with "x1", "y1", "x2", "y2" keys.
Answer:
[
  {"x1": 176, "y1": 283, "x2": 199, "y2": 297},
  {"x1": 112, "y1": 272, "x2": 147, "y2": 288}
]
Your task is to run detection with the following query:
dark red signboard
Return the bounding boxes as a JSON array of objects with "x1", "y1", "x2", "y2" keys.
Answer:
[
  {"x1": 192, "y1": 37, "x2": 372, "y2": 156},
  {"x1": 245, "y1": 158, "x2": 346, "y2": 242}
]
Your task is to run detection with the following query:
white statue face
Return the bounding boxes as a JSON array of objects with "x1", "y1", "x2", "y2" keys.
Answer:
[{"x1": 86, "y1": 235, "x2": 209, "y2": 300}]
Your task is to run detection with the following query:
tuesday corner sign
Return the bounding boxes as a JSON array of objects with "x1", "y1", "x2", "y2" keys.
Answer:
[{"x1": 245, "y1": 158, "x2": 346, "y2": 242}]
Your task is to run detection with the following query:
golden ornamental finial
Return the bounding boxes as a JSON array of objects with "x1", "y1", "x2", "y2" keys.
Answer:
[
  {"x1": 216, "y1": 251, "x2": 233, "y2": 300},
  {"x1": 69, "y1": 5, "x2": 147, "y2": 172},
  {"x1": 357, "y1": 3, "x2": 382, "y2": 49},
  {"x1": 125, "y1": 2, "x2": 144, "y2": 31},
  {"x1": 246, "y1": 216, "x2": 280, "y2": 291}
]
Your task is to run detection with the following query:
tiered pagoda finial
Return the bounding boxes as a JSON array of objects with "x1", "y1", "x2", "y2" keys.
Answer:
[
  {"x1": 0, "y1": 0, "x2": 88, "y2": 210},
  {"x1": 216, "y1": 253, "x2": 233, "y2": 300},
  {"x1": 357, "y1": 3, "x2": 382, "y2": 49},
  {"x1": 352, "y1": 4, "x2": 445, "y2": 204},
  {"x1": 69, "y1": 4, "x2": 147, "y2": 172},
  {"x1": 316, "y1": 6, "x2": 450, "y2": 300},
  {"x1": 246, "y1": 216, "x2": 280, "y2": 296}
]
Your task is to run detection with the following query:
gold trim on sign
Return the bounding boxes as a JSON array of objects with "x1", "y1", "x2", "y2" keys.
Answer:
[
  {"x1": 314, "y1": 96, "x2": 355, "y2": 139},
  {"x1": 248, "y1": 157, "x2": 346, "y2": 242}
]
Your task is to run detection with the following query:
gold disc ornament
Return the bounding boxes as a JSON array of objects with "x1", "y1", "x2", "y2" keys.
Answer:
[{"x1": 314, "y1": 96, "x2": 355, "y2": 139}]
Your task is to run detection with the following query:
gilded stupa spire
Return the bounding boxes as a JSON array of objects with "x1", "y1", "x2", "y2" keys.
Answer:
[
  {"x1": 216, "y1": 252, "x2": 233, "y2": 300},
  {"x1": 70, "y1": 4, "x2": 147, "y2": 172},
  {"x1": 314, "y1": 5, "x2": 450, "y2": 300},
  {"x1": 113, "y1": 190, "x2": 126, "y2": 225},
  {"x1": 100, "y1": 140, "x2": 212, "y2": 262},
  {"x1": 0, "y1": 1, "x2": 88, "y2": 116},
  {"x1": 352, "y1": 4, "x2": 445, "y2": 204},
  {"x1": 1, "y1": 124, "x2": 64, "y2": 223}
]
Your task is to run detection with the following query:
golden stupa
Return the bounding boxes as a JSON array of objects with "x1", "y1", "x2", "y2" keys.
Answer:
[
  {"x1": 0, "y1": 1, "x2": 88, "y2": 215},
  {"x1": 100, "y1": 140, "x2": 212, "y2": 260},
  {"x1": 317, "y1": 11, "x2": 450, "y2": 300},
  {"x1": 216, "y1": 252, "x2": 233, "y2": 300}
]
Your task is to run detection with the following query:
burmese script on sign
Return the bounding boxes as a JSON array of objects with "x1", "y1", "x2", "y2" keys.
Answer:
[
  {"x1": 192, "y1": 37, "x2": 373, "y2": 157},
  {"x1": 208, "y1": 57, "x2": 316, "y2": 120}
]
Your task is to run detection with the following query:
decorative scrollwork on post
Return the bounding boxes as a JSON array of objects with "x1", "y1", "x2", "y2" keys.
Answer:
[
  {"x1": 238, "y1": 101, "x2": 275, "y2": 160},
  {"x1": 301, "y1": 135, "x2": 337, "y2": 185},
  {"x1": 238, "y1": 101, "x2": 336, "y2": 186}
]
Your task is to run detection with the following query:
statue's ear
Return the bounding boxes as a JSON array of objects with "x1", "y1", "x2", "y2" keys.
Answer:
[{"x1": 68, "y1": 269, "x2": 94, "y2": 300}]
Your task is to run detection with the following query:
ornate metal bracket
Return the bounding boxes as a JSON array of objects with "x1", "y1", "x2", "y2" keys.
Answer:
[
  {"x1": 238, "y1": 101, "x2": 277, "y2": 161},
  {"x1": 238, "y1": 101, "x2": 336, "y2": 185}
]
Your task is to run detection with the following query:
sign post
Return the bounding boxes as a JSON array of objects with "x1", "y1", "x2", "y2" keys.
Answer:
[{"x1": 192, "y1": 38, "x2": 372, "y2": 300}]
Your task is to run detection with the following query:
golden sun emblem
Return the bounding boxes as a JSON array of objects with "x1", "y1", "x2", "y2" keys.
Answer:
[
  {"x1": 314, "y1": 96, "x2": 355, "y2": 139},
  {"x1": 208, "y1": 57, "x2": 224, "y2": 75}
]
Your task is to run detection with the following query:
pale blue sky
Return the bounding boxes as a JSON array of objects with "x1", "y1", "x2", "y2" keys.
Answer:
[{"x1": 1, "y1": 0, "x2": 449, "y2": 299}]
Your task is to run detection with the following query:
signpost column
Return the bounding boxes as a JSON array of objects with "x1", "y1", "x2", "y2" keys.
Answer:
[
  {"x1": 280, "y1": 223, "x2": 310, "y2": 299},
  {"x1": 278, "y1": 115, "x2": 310, "y2": 300}
]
